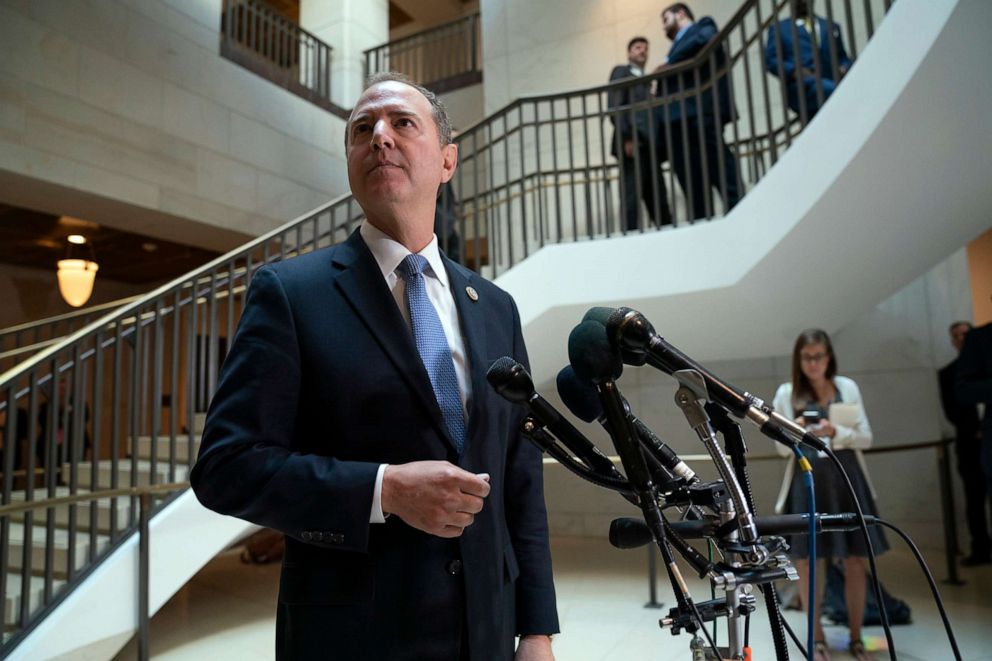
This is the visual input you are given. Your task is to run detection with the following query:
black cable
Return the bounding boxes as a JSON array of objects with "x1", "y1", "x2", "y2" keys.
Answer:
[
  {"x1": 759, "y1": 584, "x2": 809, "y2": 659},
  {"x1": 875, "y1": 519, "x2": 962, "y2": 660},
  {"x1": 824, "y1": 448, "x2": 897, "y2": 660}
]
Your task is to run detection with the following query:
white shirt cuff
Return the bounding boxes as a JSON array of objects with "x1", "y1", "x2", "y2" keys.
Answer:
[{"x1": 370, "y1": 463, "x2": 388, "y2": 524}]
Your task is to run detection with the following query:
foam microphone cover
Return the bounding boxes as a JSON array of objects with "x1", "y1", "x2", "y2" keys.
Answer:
[
  {"x1": 609, "y1": 517, "x2": 654, "y2": 549},
  {"x1": 556, "y1": 365, "x2": 604, "y2": 423},
  {"x1": 568, "y1": 320, "x2": 623, "y2": 384},
  {"x1": 583, "y1": 306, "x2": 648, "y2": 366},
  {"x1": 486, "y1": 356, "x2": 534, "y2": 403}
]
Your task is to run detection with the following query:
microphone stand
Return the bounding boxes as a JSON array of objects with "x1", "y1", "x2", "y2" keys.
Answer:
[{"x1": 671, "y1": 370, "x2": 795, "y2": 661}]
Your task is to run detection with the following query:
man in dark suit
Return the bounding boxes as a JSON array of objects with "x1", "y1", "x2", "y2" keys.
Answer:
[
  {"x1": 764, "y1": 0, "x2": 853, "y2": 121},
  {"x1": 958, "y1": 320, "x2": 992, "y2": 551},
  {"x1": 655, "y1": 3, "x2": 740, "y2": 220},
  {"x1": 608, "y1": 37, "x2": 672, "y2": 231},
  {"x1": 939, "y1": 321, "x2": 990, "y2": 565},
  {"x1": 191, "y1": 73, "x2": 558, "y2": 660}
]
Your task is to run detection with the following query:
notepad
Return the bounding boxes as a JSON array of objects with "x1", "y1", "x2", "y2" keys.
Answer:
[{"x1": 828, "y1": 402, "x2": 861, "y2": 428}]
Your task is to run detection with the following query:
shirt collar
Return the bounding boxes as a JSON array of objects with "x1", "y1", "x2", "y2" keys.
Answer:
[
  {"x1": 674, "y1": 23, "x2": 693, "y2": 45},
  {"x1": 360, "y1": 220, "x2": 449, "y2": 289},
  {"x1": 629, "y1": 64, "x2": 644, "y2": 76}
]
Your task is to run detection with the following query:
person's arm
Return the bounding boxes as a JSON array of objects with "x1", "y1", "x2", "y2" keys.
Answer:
[
  {"x1": 832, "y1": 21, "x2": 853, "y2": 73},
  {"x1": 504, "y1": 298, "x2": 559, "y2": 640},
  {"x1": 937, "y1": 366, "x2": 957, "y2": 424},
  {"x1": 607, "y1": 66, "x2": 632, "y2": 140},
  {"x1": 765, "y1": 23, "x2": 795, "y2": 77},
  {"x1": 190, "y1": 266, "x2": 382, "y2": 553}
]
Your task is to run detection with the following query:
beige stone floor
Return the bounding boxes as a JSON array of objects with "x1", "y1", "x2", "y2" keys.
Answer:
[{"x1": 114, "y1": 536, "x2": 992, "y2": 660}]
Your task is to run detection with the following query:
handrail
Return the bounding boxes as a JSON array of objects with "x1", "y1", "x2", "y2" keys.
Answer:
[
  {"x1": 0, "y1": 296, "x2": 141, "y2": 338},
  {"x1": 0, "y1": 482, "x2": 188, "y2": 517},
  {"x1": 364, "y1": 12, "x2": 481, "y2": 94}
]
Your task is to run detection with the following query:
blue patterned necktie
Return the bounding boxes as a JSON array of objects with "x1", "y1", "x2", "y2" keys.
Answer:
[{"x1": 396, "y1": 254, "x2": 466, "y2": 454}]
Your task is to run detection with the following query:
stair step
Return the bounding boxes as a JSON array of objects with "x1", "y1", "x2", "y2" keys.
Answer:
[
  {"x1": 129, "y1": 435, "x2": 200, "y2": 462},
  {"x1": 7, "y1": 488, "x2": 132, "y2": 533},
  {"x1": 3, "y1": 574, "x2": 65, "y2": 627},
  {"x1": 6, "y1": 521, "x2": 110, "y2": 577},
  {"x1": 61, "y1": 460, "x2": 189, "y2": 490}
]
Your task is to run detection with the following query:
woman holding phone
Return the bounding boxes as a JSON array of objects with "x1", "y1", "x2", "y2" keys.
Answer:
[{"x1": 773, "y1": 328, "x2": 887, "y2": 661}]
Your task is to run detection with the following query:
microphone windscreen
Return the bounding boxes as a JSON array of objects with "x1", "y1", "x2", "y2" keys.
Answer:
[
  {"x1": 486, "y1": 356, "x2": 534, "y2": 403},
  {"x1": 609, "y1": 517, "x2": 653, "y2": 549},
  {"x1": 556, "y1": 365, "x2": 603, "y2": 423},
  {"x1": 582, "y1": 306, "x2": 615, "y2": 326},
  {"x1": 568, "y1": 320, "x2": 623, "y2": 383}
]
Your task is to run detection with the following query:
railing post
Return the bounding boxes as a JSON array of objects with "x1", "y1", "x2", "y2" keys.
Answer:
[
  {"x1": 138, "y1": 492, "x2": 151, "y2": 661},
  {"x1": 645, "y1": 543, "x2": 662, "y2": 608},
  {"x1": 936, "y1": 440, "x2": 964, "y2": 585}
]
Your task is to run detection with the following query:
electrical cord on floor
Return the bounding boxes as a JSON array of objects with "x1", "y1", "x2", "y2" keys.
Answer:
[
  {"x1": 875, "y1": 519, "x2": 962, "y2": 660},
  {"x1": 824, "y1": 447, "x2": 897, "y2": 660}
]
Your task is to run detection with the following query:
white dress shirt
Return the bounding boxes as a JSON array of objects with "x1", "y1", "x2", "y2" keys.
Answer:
[{"x1": 359, "y1": 220, "x2": 472, "y2": 523}]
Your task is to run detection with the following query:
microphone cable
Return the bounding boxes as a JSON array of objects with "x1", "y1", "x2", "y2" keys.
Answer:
[
  {"x1": 792, "y1": 446, "x2": 817, "y2": 661},
  {"x1": 874, "y1": 518, "x2": 961, "y2": 660}
]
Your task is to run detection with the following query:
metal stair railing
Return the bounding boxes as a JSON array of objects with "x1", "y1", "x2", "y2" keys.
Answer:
[
  {"x1": 0, "y1": 0, "x2": 895, "y2": 654},
  {"x1": 364, "y1": 12, "x2": 482, "y2": 95},
  {"x1": 0, "y1": 296, "x2": 141, "y2": 374}
]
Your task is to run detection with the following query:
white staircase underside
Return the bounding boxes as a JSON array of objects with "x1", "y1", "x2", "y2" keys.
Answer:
[
  {"x1": 9, "y1": 0, "x2": 990, "y2": 658},
  {"x1": 499, "y1": 0, "x2": 992, "y2": 384}
]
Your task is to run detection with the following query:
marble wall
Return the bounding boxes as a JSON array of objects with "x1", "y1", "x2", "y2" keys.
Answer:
[
  {"x1": 542, "y1": 248, "x2": 977, "y2": 551},
  {"x1": 0, "y1": 0, "x2": 352, "y2": 250}
]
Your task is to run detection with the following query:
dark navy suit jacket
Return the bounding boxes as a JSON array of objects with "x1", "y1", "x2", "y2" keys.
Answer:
[
  {"x1": 608, "y1": 64, "x2": 662, "y2": 159},
  {"x1": 191, "y1": 229, "x2": 558, "y2": 660},
  {"x1": 658, "y1": 17, "x2": 737, "y2": 125},
  {"x1": 765, "y1": 16, "x2": 852, "y2": 113}
]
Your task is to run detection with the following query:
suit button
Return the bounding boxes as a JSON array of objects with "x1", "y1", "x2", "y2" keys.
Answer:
[
  {"x1": 446, "y1": 559, "x2": 463, "y2": 575},
  {"x1": 301, "y1": 531, "x2": 312, "y2": 541}
]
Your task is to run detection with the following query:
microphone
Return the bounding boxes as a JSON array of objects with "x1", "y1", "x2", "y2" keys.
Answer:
[
  {"x1": 486, "y1": 357, "x2": 620, "y2": 477},
  {"x1": 605, "y1": 307, "x2": 827, "y2": 453},
  {"x1": 582, "y1": 307, "x2": 648, "y2": 366},
  {"x1": 610, "y1": 513, "x2": 873, "y2": 549},
  {"x1": 556, "y1": 365, "x2": 697, "y2": 484}
]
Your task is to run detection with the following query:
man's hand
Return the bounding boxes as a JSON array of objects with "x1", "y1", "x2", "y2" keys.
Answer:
[
  {"x1": 381, "y1": 461, "x2": 490, "y2": 537},
  {"x1": 624, "y1": 139, "x2": 634, "y2": 157},
  {"x1": 515, "y1": 635, "x2": 554, "y2": 661}
]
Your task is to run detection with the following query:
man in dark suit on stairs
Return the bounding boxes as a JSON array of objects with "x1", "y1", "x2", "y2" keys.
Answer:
[
  {"x1": 191, "y1": 72, "x2": 558, "y2": 660},
  {"x1": 655, "y1": 3, "x2": 741, "y2": 220},
  {"x1": 608, "y1": 36, "x2": 672, "y2": 231}
]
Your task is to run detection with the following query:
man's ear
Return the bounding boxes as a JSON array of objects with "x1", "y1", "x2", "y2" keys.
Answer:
[{"x1": 440, "y1": 143, "x2": 458, "y2": 183}]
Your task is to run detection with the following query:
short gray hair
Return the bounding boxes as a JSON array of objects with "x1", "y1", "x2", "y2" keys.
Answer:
[{"x1": 346, "y1": 72, "x2": 452, "y2": 147}]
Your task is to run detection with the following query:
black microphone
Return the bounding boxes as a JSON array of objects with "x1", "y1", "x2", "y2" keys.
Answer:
[
  {"x1": 557, "y1": 365, "x2": 697, "y2": 484},
  {"x1": 605, "y1": 307, "x2": 827, "y2": 453},
  {"x1": 610, "y1": 513, "x2": 874, "y2": 549},
  {"x1": 582, "y1": 307, "x2": 648, "y2": 366},
  {"x1": 486, "y1": 357, "x2": 620, "y2": 477}
]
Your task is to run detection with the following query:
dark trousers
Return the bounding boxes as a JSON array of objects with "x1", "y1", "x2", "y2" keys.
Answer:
[
  {"x1": 788, "y1": 77, "x2": 839, "y2": 120},
  {"x1": 669, "y1": 119, "x2": 741, "y2": 220},
  {"x1": 618, "y1": 146, "x2": 672, "y2": 231},
  {"x1": 958, "y1": 434, "x2": 991, "y2": 556}
]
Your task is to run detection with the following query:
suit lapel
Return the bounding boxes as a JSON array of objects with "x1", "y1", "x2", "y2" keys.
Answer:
[
  {"x1": 445, "y1": 261, "x2": 489, "y2": 453},
  {"x1": 332, "y1": 231, "x2": 454, "y2": 449}
]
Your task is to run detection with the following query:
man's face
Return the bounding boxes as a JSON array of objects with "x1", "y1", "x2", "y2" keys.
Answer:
[
  {"x1": 628, "y1": 40, "x2": 649, "y2": 68},
  {"x1": 662, "y1": 10, "x2": 681, "y2": 40},
  {"x1": 346, "y1": 81, "x2": 456, "y2": 224},
  {"x1": 950, "y1": 323, "x2": 971, "y2": 352}
]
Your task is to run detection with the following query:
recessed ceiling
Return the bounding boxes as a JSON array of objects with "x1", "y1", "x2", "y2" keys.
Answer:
[{"x1": 0, "y1": 203, "x2": 221, "y2": 285}]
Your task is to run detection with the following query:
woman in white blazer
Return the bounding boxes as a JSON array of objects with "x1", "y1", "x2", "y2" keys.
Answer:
[{"x1": 772, "y1": 329, "x2": 887, "y2": 661}]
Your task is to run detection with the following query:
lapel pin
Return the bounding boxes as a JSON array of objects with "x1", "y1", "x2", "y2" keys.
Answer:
[{"x1": 465, "y1": 286, "x2": 479, "y2": 302}]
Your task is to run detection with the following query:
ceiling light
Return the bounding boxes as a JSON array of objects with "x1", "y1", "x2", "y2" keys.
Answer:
[
  {"x1": 57, "y1": 259, "x2": 99, "y2": 307},
  {"x1": 57, "y1": 239, "x2": 99, "y2": 307},
  {"x1": 67, "y1": 234, "x2": 87, "y2": 245}
]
